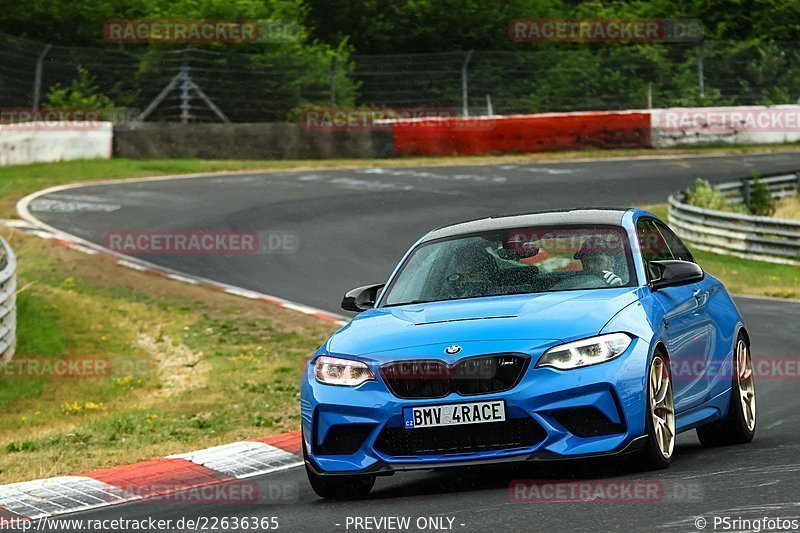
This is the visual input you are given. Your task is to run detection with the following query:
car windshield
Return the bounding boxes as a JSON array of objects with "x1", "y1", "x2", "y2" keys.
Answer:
[{"x1": 381, "y1": 225, "x2": 636, "y2": 307}]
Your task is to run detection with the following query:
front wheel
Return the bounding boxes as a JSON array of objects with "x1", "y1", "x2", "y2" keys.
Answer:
[
  {"x1": 696, "y1": 335, "x2": 756, "y2": 447},
  {"x1": 636, "y1": 352, "x2": 675, "y2": 470}
]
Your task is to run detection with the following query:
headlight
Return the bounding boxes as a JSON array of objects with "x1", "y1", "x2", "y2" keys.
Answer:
[
  {"x1": 537, "y1": 333, "x2": 633, "y2": 370},
  {"x1": 314, "y1": 356, "x2": 376, "y2": 386}
]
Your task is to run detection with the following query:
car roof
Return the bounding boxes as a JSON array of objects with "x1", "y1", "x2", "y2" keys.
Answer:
[{"x1": 422, "y1": 208, "x2": 633, "y2": 242}]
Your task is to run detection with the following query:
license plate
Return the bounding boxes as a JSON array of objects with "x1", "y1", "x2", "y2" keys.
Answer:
[{"x1": 403, "y1": 400, "x2": 506, "y2": 429}]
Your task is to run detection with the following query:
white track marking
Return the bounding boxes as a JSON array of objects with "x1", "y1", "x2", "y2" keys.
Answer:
[
  {"x1": 0, "y1": 477, "x2": 138, "y2": 519},
  {"x1": 169, "y1": 442, "x2": 303, "y2": 479}
]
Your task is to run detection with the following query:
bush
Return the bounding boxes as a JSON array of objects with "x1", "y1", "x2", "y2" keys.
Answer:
[
  {"x1": 749, "y1": 172, "x2": 776, "y2": 216},
  {"x1": 685, "y1": 178, "x2": 746, "y2": 213},
  {"x1": 43, "y1": 66, "x2": 114, "y2": 111}
]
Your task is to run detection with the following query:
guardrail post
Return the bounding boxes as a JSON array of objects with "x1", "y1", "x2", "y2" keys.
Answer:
[{"x1": 742, "y1": 177, "x2": 751, "y2": 211}]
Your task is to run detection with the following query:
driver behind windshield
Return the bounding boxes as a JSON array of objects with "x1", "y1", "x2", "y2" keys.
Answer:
[
  {"x1": 448, "y1": 245, "x2": 498, "y2": 297},
  {"x1": 574, "y1": 236, "x2": 627, "y2": 286}
]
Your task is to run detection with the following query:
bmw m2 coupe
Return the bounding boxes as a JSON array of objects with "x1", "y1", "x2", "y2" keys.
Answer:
[{"x1": 301, "y1": 208, "x2": 756, "y2": 498}]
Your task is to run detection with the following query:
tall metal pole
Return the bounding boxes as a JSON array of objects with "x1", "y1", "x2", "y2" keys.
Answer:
[
  {"x1": 180, "y1": 47, "x2": 191, "y2": 124},
  {"x1": 461, "y1": 50, "x2": 473, "y2": 117},
  {"x1": 32, "y1": 44, "x2": 52, "y2": 111},
  {"x1": 329, "y1": 56, "x2": 337, "y2": 107},
  {"x1": 697, "y1": 40, "x2": 707, "y2": 100}
]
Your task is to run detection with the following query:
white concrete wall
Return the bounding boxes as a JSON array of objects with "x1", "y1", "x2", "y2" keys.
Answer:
[
  {"x1": 0, "y1": 122, "x2": 113, "y2": 167},
  {"x1": 651, "y1": 105, "x2": 800, "y2": 147}
]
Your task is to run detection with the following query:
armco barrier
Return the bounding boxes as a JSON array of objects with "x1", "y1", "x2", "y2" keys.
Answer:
[
  {"x1": 391, "y1": 111, "x2": 652, "y2": 156},
  {"x1": 668, "y1": 172, "x2": 800, "y2": 265},
  {"x1": 0, "y1": 122, "x2": 113, "y2": 167},
  {"x1": 0, "y1": 237, "x2": 16, "y2": 362}
]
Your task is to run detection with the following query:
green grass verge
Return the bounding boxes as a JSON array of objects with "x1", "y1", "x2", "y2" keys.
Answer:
[{"x1": 0, "y1": 232, "x2": 335, "y2": 482}]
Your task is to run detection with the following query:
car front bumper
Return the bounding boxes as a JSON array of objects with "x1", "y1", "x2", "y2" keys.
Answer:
[{"x1": 301, "y1": 337, "x2": 651, "y2": 475}]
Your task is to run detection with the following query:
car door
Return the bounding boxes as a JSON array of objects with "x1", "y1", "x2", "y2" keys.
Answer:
[
  {"x1": 655, "y1": 220, "x2": 723, "y2": 399},
  {"x1": 638, "y1": 219, "x2": 712, "y2": 412}
]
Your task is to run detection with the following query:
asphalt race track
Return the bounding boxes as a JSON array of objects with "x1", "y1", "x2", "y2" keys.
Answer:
[{"x1": 24, "y1": 152, "x2": 800, "y2": 532}]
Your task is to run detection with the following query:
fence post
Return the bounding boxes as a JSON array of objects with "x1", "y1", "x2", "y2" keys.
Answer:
[
  {"x1": 697, "y1": 40, "x2": 706, "y2": 100},
  {"x1": 742, "y1": 176, "x2": 751, "y2": 211},
  {"x1": 32, "y1": 44, "x2": 52, "y2": 111},
  {"x1": 329, "y1": 56, "x2": 337, "y2": 107},
  {"x1": 179, "y1": 47, "x2": 192, "y2": 124},
  {"x1": 461, "y1": 50, "x2": 473, "y2": 117}
]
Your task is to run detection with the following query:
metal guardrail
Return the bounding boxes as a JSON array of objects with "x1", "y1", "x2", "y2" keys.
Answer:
[
  {"x1": 0, "y1": 237, "x2": 16, "y2": 362},
  {"x1": 668, "y1": 171, "x2": 800, "y2": 265}
]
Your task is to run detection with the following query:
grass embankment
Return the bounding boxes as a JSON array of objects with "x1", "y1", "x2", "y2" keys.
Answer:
[
  {"x1": 0, "y1": 147, "x2": 798, "y2": 482},
  {"x1": 774, "y1": 196, "x2": 800, "y2": 220},
  {"x1": 0, "y1": 230, "x2": 336, "y2": 483}
]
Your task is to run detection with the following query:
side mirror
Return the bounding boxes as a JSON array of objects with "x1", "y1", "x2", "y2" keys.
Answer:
[
  {"x1": 341, "y1": 283, "x2": 385, "y2": 312},
  {"x1": 649, "y1": 260, "x2": 704, "y2": 291}
]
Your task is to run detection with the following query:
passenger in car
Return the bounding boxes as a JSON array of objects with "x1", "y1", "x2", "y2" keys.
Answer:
[{"x1": 574, "y1": 236, "x2": 627, "y2": 286}]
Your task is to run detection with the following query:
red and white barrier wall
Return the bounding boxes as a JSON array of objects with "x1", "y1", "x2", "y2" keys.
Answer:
[
  {"x1": 391, "y1": 111, "x2": 652, "y2": 156},
  {"x1": 0, "y1": 122, "x2": 113, "y2": 167},
  {"x1": 2, "y1": 106, "x2": 797, "y2": 165},
  {"x1": 385, "y1": 105, "x2": 800, "y2": 156},
  {"x1": 650, "y1": 106, "x2": 800, "y2": 147}
]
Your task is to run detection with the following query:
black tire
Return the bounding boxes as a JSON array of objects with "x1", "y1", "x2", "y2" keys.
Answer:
[
  {"x1": 696, "y1": 333, "x2": 756, "y2": 447},
  {"x1": 302, "y1": 434, "x2": 376, "y2": 499},
  {"x1": 636, "y1": 351, "x2": 675, "y2": 471}
]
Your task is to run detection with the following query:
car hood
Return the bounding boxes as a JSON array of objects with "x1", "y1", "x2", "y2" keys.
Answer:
[{"x1": 328, "y1": 288, "x2": 640, "y2": 356}]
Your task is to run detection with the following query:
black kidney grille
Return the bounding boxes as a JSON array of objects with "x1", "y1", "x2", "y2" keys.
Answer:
[
  {"x1": 375, "y1": 417, "x2": 546, "y2": 457},
  {"x1": 380, "y1": 354, "x2": 529, "y2": 399}
]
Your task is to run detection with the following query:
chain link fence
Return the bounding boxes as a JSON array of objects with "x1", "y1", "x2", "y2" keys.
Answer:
[{"x1": 2, "y1": 32, "x2": 799, "y2": 123}]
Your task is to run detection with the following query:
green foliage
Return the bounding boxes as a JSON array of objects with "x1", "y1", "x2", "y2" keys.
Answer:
[
  {"x1": 1, "y1": 0, "x2": 799, "y2": 117},
  {"x1": 685, "y1": 174, "x2": 777, "y2": 217},
  {"x1": 43, "y1": 66, "x2": 115, "y2": 110},
  {"x1": 304, "y1": 0, "x2": 800, "y2": 53},
  {"x1": 749, "y1": 172, "x2": 776, "y2": 216},
  {"x1": 685, "y1": 178, "x2": 746, "y2": 213}
]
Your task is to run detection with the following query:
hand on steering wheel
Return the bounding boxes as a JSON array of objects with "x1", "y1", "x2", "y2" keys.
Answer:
[{"x1": 602, "y1": 270, "x2": 624, "y2": 286}]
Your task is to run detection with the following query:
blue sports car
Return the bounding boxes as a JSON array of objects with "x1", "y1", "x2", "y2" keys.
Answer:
[{"x1": 300, "y1": 208, "x2": 756, "y2": 498}]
